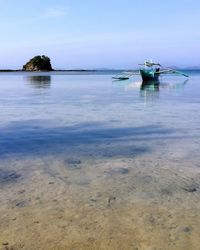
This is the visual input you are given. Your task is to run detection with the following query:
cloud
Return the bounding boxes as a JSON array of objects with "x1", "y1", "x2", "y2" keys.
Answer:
[{"x1": 45, "y1": 7, "x2": 68, "y2": 18}]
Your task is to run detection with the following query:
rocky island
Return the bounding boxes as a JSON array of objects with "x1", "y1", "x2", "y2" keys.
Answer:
[{"x1": 23, "y1": 55, "x2": 53, "y2": 71}]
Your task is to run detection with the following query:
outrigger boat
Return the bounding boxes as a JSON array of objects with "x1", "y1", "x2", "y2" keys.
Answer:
[
  {"x1": 139, "y1": 61, "x2": 161, "y2": 81},
  {"x1": 112, "y1": 61, "x2": 189, "y2": 81},
  {"x1": 112, "y1": 74, "x2": 129, "y2": 80},
  {"x1": 139, "y1": 61, "x2": 189, "y2": 81},
  {"x1": 112, "y1": 72, "x2": 135, "y2": 80}
]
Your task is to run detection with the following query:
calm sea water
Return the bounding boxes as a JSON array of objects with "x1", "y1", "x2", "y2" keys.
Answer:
[{"x1": 0, "y1": 71, "x2": 200, "y2": 249}]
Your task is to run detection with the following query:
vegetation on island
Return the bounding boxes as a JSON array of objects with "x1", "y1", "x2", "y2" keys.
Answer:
[{"x1": 23, "y1": 55, "x2": 53, "y2": 71}]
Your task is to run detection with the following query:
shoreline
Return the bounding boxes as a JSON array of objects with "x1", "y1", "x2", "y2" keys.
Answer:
[
  {"x1": 0, "y1": 69, "x2": 198, "y2": 73},
  {"x1": 0, "y1": 69, "x2": 97, "y2": 72}
]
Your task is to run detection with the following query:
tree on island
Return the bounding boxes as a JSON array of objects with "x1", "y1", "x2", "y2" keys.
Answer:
[{"x1": 23, "y1": 55, "x2": 53, "y2": 71}]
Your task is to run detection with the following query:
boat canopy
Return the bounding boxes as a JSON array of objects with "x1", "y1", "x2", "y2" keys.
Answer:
[{"x1": 139, "y1": 61, "x2": 161, "y2": 67}]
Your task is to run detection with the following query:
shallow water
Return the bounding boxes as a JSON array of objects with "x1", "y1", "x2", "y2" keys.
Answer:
[{"x1": 0, "y1": 71, "x2": 200, "y2": 249}]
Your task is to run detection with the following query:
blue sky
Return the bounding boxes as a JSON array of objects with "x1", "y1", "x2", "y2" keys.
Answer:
[{"x1": 0, "y1": 0, "x2": 200, "y2": 69}]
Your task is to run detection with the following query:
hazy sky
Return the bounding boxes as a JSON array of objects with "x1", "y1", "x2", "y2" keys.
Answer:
[{"x1": 0, "y1": 0, "x2": 199, "y2": 69}]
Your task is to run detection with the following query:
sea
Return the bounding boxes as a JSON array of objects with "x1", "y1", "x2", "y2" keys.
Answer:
[{"x1": 0, "y1": 70, "x2": 200, "y2": 249}]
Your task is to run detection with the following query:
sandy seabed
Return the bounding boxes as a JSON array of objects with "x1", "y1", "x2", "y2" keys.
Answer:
[{"x1": 0, "y1": 145, "x2": 200, "y2": 250}]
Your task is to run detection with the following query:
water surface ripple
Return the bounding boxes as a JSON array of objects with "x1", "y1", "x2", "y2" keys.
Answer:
[{"x1": 0, "y1": 71, "x2": 200, "y2": 249}]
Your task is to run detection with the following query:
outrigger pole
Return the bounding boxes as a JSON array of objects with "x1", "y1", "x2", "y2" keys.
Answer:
[
  {"x1": 164, "y1": 67, "x2": 189, "y2": 78},
  {"x1": 154, "y1": 66, "x2": 189, "y2": 78}
]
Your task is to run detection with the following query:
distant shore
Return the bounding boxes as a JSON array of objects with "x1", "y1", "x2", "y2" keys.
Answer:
[
  {"x1": 0, "y1": 69, "x2": 97, "y2": 72},
  {"x1": 0, "y1": 69, "x2": 198, "y2": 73}
]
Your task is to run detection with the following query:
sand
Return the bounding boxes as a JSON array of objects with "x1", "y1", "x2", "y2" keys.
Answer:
[{"x1": 0, "y1": 149, "x2": 200, "y2": 250}]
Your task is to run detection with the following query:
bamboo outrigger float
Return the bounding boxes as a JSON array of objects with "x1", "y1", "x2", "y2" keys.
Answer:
[{"x1": 112, "y1": 60, "x2": 189, "y2": 81}]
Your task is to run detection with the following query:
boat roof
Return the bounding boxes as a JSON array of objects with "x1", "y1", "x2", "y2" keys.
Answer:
[{"x1": 139, "y1": 61, "x2": 161, "y2": 67}]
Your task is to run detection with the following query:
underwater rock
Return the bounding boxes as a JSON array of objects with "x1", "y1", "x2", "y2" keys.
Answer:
[
  {"x1": 65, "y1": 158, "x2": 82, "y2": 169},
  {"x1": 0, "y1": 170, "x2": 21, "y2": 183},
  {"x1": 182, "y1": 226, "x2": 193, "y2": 233},
  {"x1": 104, "y1": 167, "x2": 129, "y2": 175},
  {"x1": 2, "y1": 242, "x2": 9, "y2": 246},
  {"x1": 183, "y1": 186, "x2": 198, "y2": 193},
  {"x1": 15, "y1": 200, "x2": 28, "y2": 207},
  {"x1": 65, "y1": 159, "x2": 82, "y2": 165},
  {"x1": 108, "y1": 196, "x2": 116, "y2": 207}
]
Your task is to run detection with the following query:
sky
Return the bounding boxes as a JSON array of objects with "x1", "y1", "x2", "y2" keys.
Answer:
[{"x1": 0, "y1": 0, "x2": 200, "y2": 69}]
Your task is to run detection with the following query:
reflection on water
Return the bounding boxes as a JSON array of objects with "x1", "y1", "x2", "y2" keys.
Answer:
[
  {"x1": 161, "y1": 79, "x2": 189, "y2": 90},
  {"x1": 26, "y1": 75, "x2": 51, "y2": 88},
  {"x1": 140, "y1": 80, "x2": 160, "y2": 101},
  {"x1": 121, "y1": 78, "x2": 188, "y2": 103},
  {"x1": 140, "y1": 80, "x2": 160, "y2": 90},
  {"x1": 0, "y1": 72, "x2": 200, "y2": 249}
]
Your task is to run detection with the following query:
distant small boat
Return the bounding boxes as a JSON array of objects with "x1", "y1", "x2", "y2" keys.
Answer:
[
  {"x1": 112, "y1": 76, "x2": 130, "y2": 80},
  {"x1": 112, "y1": 72, "x2": 133, "y2": 80},
  {"x1": 112, "y1": 61, "x2": 189, "y2": 81},
  {"x1": 112, "y1": 71, "x2": 138, "y2": 81}
]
